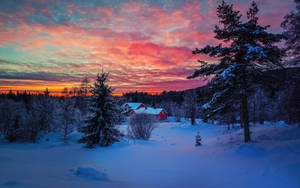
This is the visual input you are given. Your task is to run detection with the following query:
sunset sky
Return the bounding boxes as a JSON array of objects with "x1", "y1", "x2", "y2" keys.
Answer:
[{"x1": 0, "y1": 0, "x2": 294, "y2": 94}]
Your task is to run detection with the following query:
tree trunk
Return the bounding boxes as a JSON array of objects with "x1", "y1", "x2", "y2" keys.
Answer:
[
  {"x1": 253, "y1": 100, "x2": 256, "y2": 127},
  {"x1": 241, "y1": 69, "x2": 250, "y2": 143},
  {"x1": 64, "y1": 121, "x2": 68, "y2": 142},
  {"x1": 241, "y1": 93, "x2": 251, "y2": 142},
  {"x1": 191, "y1": 107, "x2": 195, "y2": 125},
  {"x1": 240, "y1": 103, "x2": 244, "y2": 128}
]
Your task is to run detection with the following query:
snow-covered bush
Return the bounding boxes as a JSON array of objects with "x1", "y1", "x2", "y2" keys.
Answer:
[{"x1": 128, "y1": 113, "x2": 157, "y2": 140}]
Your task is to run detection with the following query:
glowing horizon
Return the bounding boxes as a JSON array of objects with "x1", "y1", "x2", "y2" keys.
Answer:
[{"x1": 0, "y1": 0, "x2": 294, "y2": 94}]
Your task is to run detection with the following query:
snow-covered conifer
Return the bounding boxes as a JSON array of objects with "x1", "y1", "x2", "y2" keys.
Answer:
[
  {"x1": 61, "y1": 98, "x2": 75, "y2": 142},
  {"x1": 79, "y1": 72, "x2": 123, "y2": 147},
  {"x1": 188, "y1": 1, "x2": 285, "y2": 142},
  {"x1": 281, "y1": 0, "x2": 300, "y2": 66},
  {"x1": 183, "y1": 90, "x2": 198, "y2": 125},
  {"x1": 195, "y1": 131, "x2": 202, "y2": 146}
]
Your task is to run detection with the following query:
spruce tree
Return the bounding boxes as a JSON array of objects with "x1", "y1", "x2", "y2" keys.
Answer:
[
  {"x1": 6, "y1": 115, "x2": 20, "y2": 142},
  {"x1": 44, "y1": 88, "x2": 50, "y2": 97},
  {"x1": 281, "y1": 0, "x2": 300, "y2": 65},
  {"x1": 188, "y1": 1, "x2": 284, "y2": 142},
  {"x1": 281, "y1": 0, "x2": 300, "y2": 123},
  {"x1": 79, "y1": 72, "x2": 123, "y2": 147},
  {"x1": 195, "y1": 131, "x2": 202, "y2": 146},
  {"x1": 61, "y1": 98, "x2": 75, "y2": 142},
  {"x1": 37, "y1": 96, "x2": 53, "y2": 132}
]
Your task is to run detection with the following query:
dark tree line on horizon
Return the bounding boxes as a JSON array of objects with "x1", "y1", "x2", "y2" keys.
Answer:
[{"x1": 0, "y1": 76, "x2": 125, "y2": 145}]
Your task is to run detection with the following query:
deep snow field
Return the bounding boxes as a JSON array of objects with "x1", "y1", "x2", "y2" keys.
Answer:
[{"x1": 0, "y1": 118, "x2": 300, "y2": 188}]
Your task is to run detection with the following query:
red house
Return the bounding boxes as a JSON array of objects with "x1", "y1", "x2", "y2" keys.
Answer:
[
  {"x1": 158, "y1": 109, "x2": 167, "y2": 120},
  {"x1": 134, "y1": 107, "x2": 167, "y2": 120},
  {"x1": 123, "y1": 103, "x2": 146, "y2": 115}
]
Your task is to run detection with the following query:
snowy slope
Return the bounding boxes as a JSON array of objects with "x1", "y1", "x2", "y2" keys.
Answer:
[{"x1": 0, "y1": 119, "x2": 299, "y2": 188}]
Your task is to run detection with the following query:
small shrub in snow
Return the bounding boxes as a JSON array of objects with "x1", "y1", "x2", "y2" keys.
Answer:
[
  {"x1": 195, "y1": 131, "x2": 202, "y2": 146},
  {"x1": 128, "y1": 113, "x2": 157, "y2": 140}
]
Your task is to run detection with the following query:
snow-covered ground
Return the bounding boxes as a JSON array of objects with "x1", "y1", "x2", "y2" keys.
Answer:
[{"x1": 0, "y1": 119, "x2": 299, "y2": 188}]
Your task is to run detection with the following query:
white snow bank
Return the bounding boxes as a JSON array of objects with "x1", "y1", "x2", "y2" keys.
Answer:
[
  {"x1": 72, "y1": 167, "x2": 108, "y2": 181},
  {"x1": 211, "y1": 125, "x2": 300, "y2": 146},
  {"x1": 0, "y1": 121, "x2": 299, "y2": 188}
]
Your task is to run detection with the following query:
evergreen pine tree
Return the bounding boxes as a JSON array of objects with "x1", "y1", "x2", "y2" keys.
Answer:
[
  {"x1": 7, "y1": 90, "x2": 14, "y2": 100},
  {"x1": 44, "y1": 88, "x2": 50, "y2": 97},
  {"x1": 281, "y1": 0, "x2": 300, "y2": 66},
  {"x1": 188, "y1": 1, "x2": 284, "y2": 142},
  {"x1": 6, "y1": 115, "x2": 20, "y2": 142},
  {"x1": 195, "y1": 131, "x2": 202, "y2": 146},
  {"x1": 79, "y1": 72, "x2": 123, "y2": 147},
  {"x1": 61, "y1": 98, "x2": 75, "y2": 142},
  {"x1": 183, "y1": 90, "x2": 197, "y2": 125},
  {"x1": 36, "y1": 96, "x2": 54, "y2": 132}
]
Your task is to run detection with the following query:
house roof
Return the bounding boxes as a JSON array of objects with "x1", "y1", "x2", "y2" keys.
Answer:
[
  {"x1": 124, "y1": 103, "x2": 144, "y2": 110},
  {"x1": 134, "y1": 107, "x2": 165, "y2": 115}
]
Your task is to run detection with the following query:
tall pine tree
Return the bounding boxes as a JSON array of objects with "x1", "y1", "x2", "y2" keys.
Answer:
[
  {"x1": 79, "y1": 72, "x2": 123, "y2": 147},
  {"x1": 281, "y1": 0, "x2": 300, "y2": 66},
  {"x1": 188, "y1": 1, "x2": 284, "y2": 142}
]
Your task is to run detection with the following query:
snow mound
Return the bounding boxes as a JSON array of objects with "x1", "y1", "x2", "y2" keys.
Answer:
[
  {"x1": 213, "y1": 125, "x2": 300, "y2": 146},
  {"x1": 72, "y1": 167, "x2": 108, "y2": 181},
  {"x1": 254, "y1": 126, "x2": 300, "y2": 141}
]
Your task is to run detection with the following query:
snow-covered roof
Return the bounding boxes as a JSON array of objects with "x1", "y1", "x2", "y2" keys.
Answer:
[
  {"x1": 124, "y1": 103, "x2": 144, "y2": 110},
  {"x1": 134, "y1": 107, "x2": 165, "y2": 115}
]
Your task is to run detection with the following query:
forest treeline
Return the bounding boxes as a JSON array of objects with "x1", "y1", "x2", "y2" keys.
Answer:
[
  {"x1": 0, "y1": 88, "x2": 125, "y2": 143},
  {"x1": 124, "y1": 67, "x2": 300, "y2": 125},
  {"x1": 0, "y1": 66, "x2": 299, "y2": 143}
]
